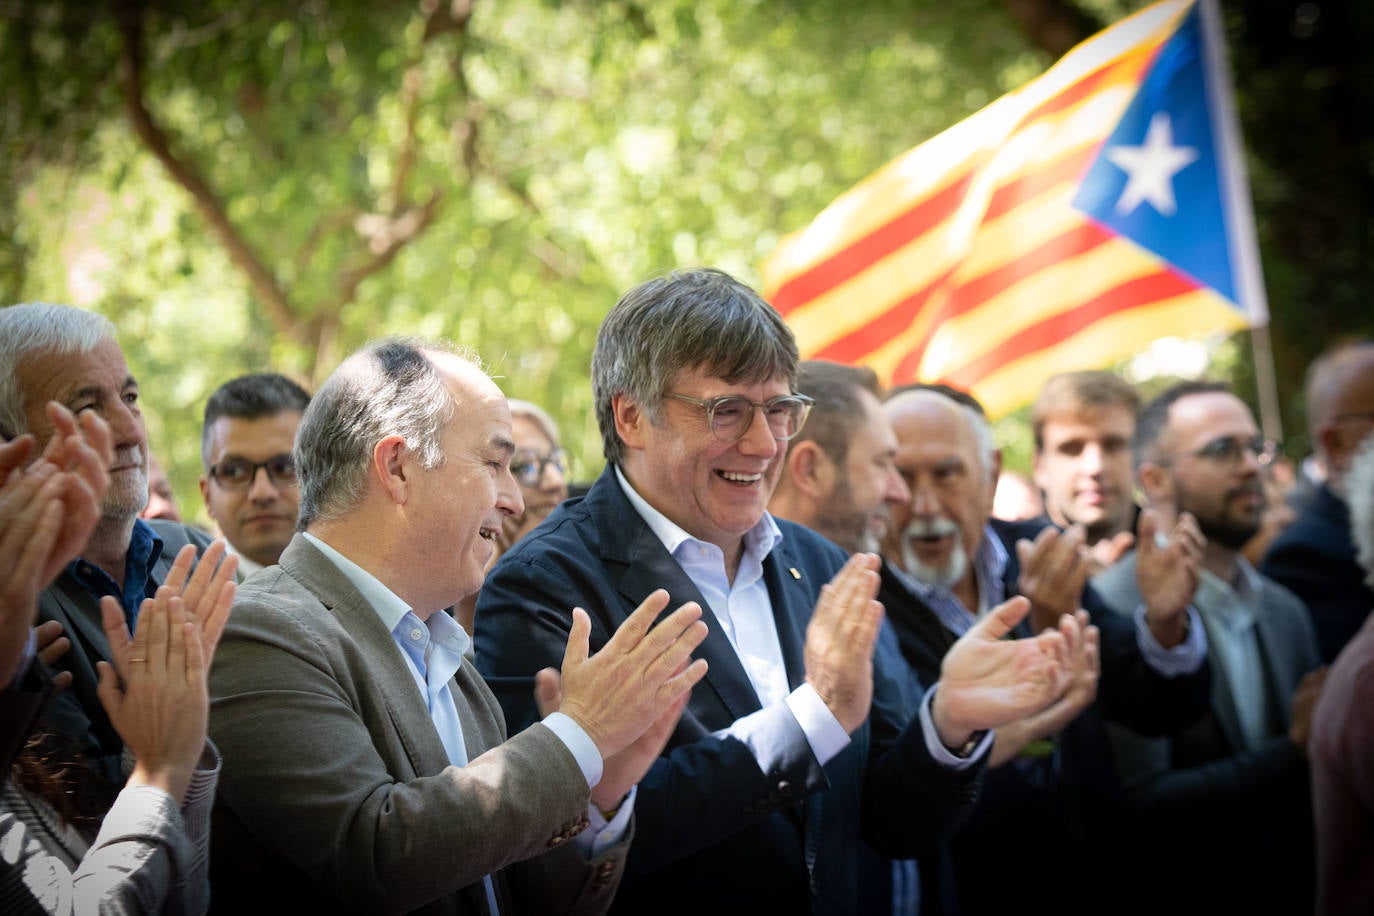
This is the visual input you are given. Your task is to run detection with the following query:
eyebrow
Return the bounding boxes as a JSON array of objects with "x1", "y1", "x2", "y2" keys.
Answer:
[{"x1": 490, "y1": 434, "x2": 516, "y2": 456}]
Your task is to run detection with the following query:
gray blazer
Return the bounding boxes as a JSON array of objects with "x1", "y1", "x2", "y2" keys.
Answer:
[
  {"x1": 207, "y1": 535, "x2": 628, "y2": 916},
  {"x1": 1091, "y1": 551, "x2": 1320, "y2": 802}
]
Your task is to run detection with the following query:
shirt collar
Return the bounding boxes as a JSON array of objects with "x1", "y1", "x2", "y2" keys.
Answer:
[{"x1": 302, "y1": 531, "x2": 472, "y2": 662}]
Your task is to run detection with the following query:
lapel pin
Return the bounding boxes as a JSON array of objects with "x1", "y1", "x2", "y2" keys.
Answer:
[{"x1": 789, "y1": 567, "x2": 801, "y2": 580}]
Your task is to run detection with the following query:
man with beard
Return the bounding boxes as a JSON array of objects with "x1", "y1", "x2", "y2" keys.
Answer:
[
  {"x1": 1092, "y1": 380, "x2": 1326, "y2": 915},
  {"x1": 767, "y1": 361, "x2": 909, "y2": 556},
  {"x1": 879, "y1": 386, "x2": 1210, "y2": 915},
  {"x1": 0, "y1": 302, "x2": 218, "y2": 785}
]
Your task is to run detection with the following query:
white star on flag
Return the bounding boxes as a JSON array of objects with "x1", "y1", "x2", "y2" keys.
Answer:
[{"x1": 1105, "y1": 111, "x2": 1199, "y2": 217}]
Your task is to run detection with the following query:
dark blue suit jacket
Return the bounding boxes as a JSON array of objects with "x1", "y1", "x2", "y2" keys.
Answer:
[
  {"x1": 1261, "y1": 482, "x2": 1374, "y2": 664},
  {"x1": 875, "y1": 519, "x2": 1210, "y2": 916},
  {"x1": 475, "y1": 467, "x2": 982, "y2": 916}
]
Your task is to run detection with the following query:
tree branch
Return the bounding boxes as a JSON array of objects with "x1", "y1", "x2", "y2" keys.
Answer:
[
  {"x1": 999, "y1": 0, "x2": 1100, "y2": 59},
  {"x1": 114, "y1": 0, "x2": 304, "y2": 347}
]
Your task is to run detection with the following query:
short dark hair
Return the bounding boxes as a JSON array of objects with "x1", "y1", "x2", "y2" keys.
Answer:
[
  {"x1": 201, "y1": 372, "x2": 311, "y2": 467},
  {"x1": 790, "y1": 361, "x2": 883, "y2": 465},
  {"x1": 1133, "y1": 379, "x2": 1231, "y2": 466},
  {"x1": 1031, "y1": 371, "x2": 1141, "y2": 450}
]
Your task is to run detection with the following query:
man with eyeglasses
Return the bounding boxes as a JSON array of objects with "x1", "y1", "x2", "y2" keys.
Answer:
[
  {"x1": 199, "y1": 372, "x2": 310, "y2": 577},
  {"x1": 0, "y1": 302, "x2": 219, "y2": 785},
  {"x1": 1091, "y1": 379, "x2": 1327, "y2": 915},
  {"x1": 1263, "y1": 340, "x2": 1374, "y2": 664},
  {"x1": 475, "y1": 268, "x2": 1094, "y2": 915}
]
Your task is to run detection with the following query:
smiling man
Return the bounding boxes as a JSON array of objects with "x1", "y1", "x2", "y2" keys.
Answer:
[
  {"x1": 0, "y1": 302, "x2": 215, "y2": 784},
  {"x1": 199, "y1": 372, "x2": 311, "y2": 576},
  {"x1": 1030, "y1": 370, "x2": 1142, "y2": 573},
  {"x1": 207, "y1": 337, "x2": 710, "y2": 914},
  {"x1": 475, "y1": 268, "x2": 1093, "y2": 916}
]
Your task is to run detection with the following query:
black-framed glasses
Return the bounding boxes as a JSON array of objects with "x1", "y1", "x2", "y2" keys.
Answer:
[
  {"x1": 1163, "y1": 435, "x2": 1280, "y2": 468},
  {"x1": 663, "y1": 392, "x2": 815, "y2": 442},
  {"x1": 510, "y1": 448, "x2": 568, "y2": 487},
  {"x1": 208, "y1": 454, "x2": 298, "y2": 491}
]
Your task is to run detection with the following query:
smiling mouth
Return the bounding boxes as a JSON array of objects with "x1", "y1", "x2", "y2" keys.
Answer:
[
  {"x1": 717, "y1": 470, "x2": 762, "y2": 485},
  {"x1": 478, "y1": 526, "x2": 498, "y2": 541}
]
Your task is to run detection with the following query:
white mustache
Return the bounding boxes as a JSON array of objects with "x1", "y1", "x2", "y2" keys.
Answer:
[{"x1": 904, "y1": 517, "x2": 959, "y2": 540}]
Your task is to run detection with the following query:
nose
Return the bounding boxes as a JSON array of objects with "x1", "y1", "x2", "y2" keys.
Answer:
[
  {"x1": 735, "y1": 405, "x2": 781, "y2": 458},
  {"x1": 247, "y1": 465, "x2": 280, "y2": 501},
  {"x1": 885, "y1": 465, "x2": 911, "y2": 506},
  {"x1": 909, "y1": 476, "x2": 939, "y2": 517},
  {"x1": 1080, "y1": 443, "x2": 1104, "y2": 474},
  {"x1": 499, "y1": 467, "x2": 526, "y2": 517},
  {"x1": 538, "y1": 457, "x2": 567, "y2": 492},
  {"x1": 108, "y1": 398, "x2": 145, "y2": 451}
]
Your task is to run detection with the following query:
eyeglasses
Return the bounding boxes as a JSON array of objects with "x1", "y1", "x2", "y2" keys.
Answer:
[
  {"x1": 1162, "y1": 435, "x2": 1280, "y2": 468},
  {"x1": 510, "y1": 448, "x2": 568, "y2": 487},
  {"x1": 208, "y1": 454, "x2": 298, "y2": 491},
  {"x1": 663, "y1": 392, "x2": 815, "y2": 442}
]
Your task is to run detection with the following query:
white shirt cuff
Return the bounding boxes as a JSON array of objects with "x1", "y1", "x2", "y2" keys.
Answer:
[
  {"x1": 574, "y1": 785, "x2": 637, "y2": 858},
  {"x1": 920, "y1": 684, "x2": 993, "y2": 769},
  {"x1": 543, "y1": 711, "x2": 603, "y2": 789},
  {"x1": 786, "y1": 682, "x2": 851, "y2": 767},
  {"x1": 1134, "y1": 604, "x2": 1207, "y2": 676}
]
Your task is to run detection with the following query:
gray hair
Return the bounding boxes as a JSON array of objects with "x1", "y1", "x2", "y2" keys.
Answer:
[
  {"x1": 0, "y1": 303, "x2": 116, "y2": 438},
  {"x1": 508, "y1": 398, "x2": 561, "y2": 447},
  {"x1": 591, "y1": 268, "x2": 799, "y2": 465},
  {"x1": 295, "y1": 337, "x2": 474, "y2": 528},
  {"x1": 1348, "y1": 433, "x2": 1374, "y2": 587},
  {"x1": 964, "y1": 403, "x2": 998, "y2": 485}
]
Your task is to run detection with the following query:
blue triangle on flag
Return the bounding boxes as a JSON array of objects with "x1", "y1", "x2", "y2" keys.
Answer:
[{"x1": 1073, "y1": 3, "x2": 1239, "y2": 307}]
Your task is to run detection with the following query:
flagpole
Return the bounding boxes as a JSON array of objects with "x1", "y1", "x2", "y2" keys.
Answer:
[
  {"x1": 1249, "y1": 323, "x2": 1284, "y2": 443},
  {"x1": 1199, "y1": 0, "x2": 1280, "y2": 441}
]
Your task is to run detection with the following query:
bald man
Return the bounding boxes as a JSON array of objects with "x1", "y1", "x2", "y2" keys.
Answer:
[{"x1": 1263, "y1": 341, "x2": 1374, "y2": 663}]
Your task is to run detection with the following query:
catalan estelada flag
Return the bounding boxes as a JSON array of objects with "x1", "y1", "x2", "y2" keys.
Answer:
[{"x1": 760, "y1": 0, "x2": 1266, "y2": 418}]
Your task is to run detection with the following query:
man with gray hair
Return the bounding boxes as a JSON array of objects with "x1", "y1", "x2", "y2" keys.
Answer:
[
  {"x1": 1263, "y1": 340, "x2": 1374, "y2": 663},
  {"x1": 475, "y1": 268, "x2": 1094, "y2": 915},
  {"x1": 0, "y1": 301, "x2": 216, "y2": 784},
  {"x1": 1310, "y1": 432, "x2": 1374, "y2": 914},
  {"x1": 206, "y1": 337, "x2": 710, "y2": 914},
  {"x1": 878, "y1": 385, "x2": 1209, "y2": 915}
]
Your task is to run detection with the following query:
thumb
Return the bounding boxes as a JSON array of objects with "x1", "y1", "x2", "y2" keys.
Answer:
[
  {"x1": 534, "y1": 667, "x2": 563, "y2": 719},
  {"x1": 1016, "y1": 538, "x2": 1032, "y2": 568},
  {"x1": 977, "y1": 596, "x2": 1030, "y2": 640}
]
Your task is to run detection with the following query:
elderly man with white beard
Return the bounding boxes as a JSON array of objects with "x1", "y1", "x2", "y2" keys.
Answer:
[{"x1": 874, "y1": 385, "x2": 1213, "y2": 916}]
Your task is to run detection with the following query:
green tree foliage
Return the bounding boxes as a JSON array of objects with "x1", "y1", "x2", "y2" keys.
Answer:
[{"x1": 1, "y1": 0, "x2": 1369, "y2": 524}]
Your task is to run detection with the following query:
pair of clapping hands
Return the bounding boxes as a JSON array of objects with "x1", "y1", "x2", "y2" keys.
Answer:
[{"x1": 1, "y1": 403, "x2": 238, "y2": 805}]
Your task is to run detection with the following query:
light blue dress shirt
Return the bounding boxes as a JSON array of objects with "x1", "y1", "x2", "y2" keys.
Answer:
[
  {"x1": 614, "y1": 467, "x2": 988, "y2": 771},
  {"x1": 302, "y1": 533, "x2": 633, "y2": 909}
]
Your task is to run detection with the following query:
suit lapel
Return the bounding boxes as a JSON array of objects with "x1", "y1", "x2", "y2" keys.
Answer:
[
  {"x1": 280, "y1": 537, "x2": 452, "y2": 777},
  {"x1": 760, "y1": 545, "x2": 808, "y2": 691},
  {"x1": 614, "y1": 521, "x2": 764, "y2": 723},
  {"x1": 1251, "y1": 583, "x2": 1300, "y2": 730}
]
